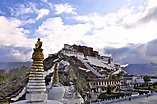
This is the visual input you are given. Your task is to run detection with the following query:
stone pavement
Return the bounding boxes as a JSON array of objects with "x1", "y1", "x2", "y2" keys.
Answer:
[{"x1": 111, "y1": 94, "x2": 157, "y2": 104}]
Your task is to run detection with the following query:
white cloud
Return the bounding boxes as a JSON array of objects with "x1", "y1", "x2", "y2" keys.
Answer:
[
  {"x1": 41, "y1": 0, "x2": 53, "y2": 7},
  {"x1": 75, "y1": 7, "x2": 133, "y2": 28},
  {"x1": 0, "y1": 16, "x2": 36, "y2": 62},
  {"x1": 74, "y1": 2, "x2": 157, "y2": 48},
  {"x1": 147, "y1": 0, "x2": 157, "y2": 9},
  {"x1": 10, "y1": 2, "x2": 35, "y2": 16},
  {"x1": 54, "y1": 3, "x2": 76, "y2": 15},
  {"x1": 10, "y1": 2, "x2": 50, "y2": 21},
  {"x1": 9, "y1": 49, "x2": 32, "y2": 62},
  {"x1": 33, "y1": 0, "x2": 157, "y2": 59},
  {"x1": 1, "y1": 0, "x2": 157, "y2": 63},
  {"x1": 36, "y1": 9, "x2": 49, "y2": 20},
  {"x1": 0, "y1": 16, "x2": 34, "y2": 48},
  {"x1": 35, "y1": 17, "x2": 92, "y2": 57}
]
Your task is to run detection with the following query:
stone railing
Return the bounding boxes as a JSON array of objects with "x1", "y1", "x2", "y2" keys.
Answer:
[{"x1": 90, "y1": 92, "x2": 157, "y2": 104}]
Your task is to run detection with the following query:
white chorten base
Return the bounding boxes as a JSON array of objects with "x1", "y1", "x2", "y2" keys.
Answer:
[
  {"x1": 48, "y1": 86, "x2": 65, "y2": 101},
  {"x1": 26, "y1": 93, "x2": 47, "y2": 102}
]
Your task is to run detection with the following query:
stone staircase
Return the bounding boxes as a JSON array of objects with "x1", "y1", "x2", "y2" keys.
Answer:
[{"x1": 78, "y1": 57, "x2": 103, "y2": 78}]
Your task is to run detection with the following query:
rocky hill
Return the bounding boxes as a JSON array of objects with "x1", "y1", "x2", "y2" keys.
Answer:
[{"x1": 0, "y1": 75, "x2": 28, "y2": 102}]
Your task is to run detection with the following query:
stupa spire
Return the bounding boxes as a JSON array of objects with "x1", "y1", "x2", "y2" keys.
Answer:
[
  {"x1": 26, "y1": 38, "x2": 47, "y2": 103},
  {"x1": 52, "y1": 62, "x2": 60, "y2": 87}
]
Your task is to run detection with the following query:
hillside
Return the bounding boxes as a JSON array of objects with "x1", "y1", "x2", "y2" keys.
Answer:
[{"x1": 44, "y1": 53, "x2": 90, "y2": 92}]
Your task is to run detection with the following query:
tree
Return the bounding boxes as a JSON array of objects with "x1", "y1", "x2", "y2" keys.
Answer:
[
  {"x1": 0, "y1": 70, "x2": 7, "y2": 82},
  {"x1": 111, "y1": 75, "x2": 117, "y2": 79},
  {"x1": 117, "y1": 71, "x2": 124, "y2": 78},
  {"x1": 107, "y1": 85, "x2": 111, "y2": 94},
  {"x1": 143, "y1": 75, "x2": 151, "y2": 85},
  {"x1": 0, "y1": 73, "x2": 6, "y2": 82}
]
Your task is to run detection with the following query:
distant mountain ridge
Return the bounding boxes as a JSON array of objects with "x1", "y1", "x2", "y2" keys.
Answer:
[
  {"x1": 1, "y1": 62, "x2": 157, "y2": 76},
  {"x1": 0, "y1": 62, "x2": 32, "y2": 70},
  {"x1": 122, "y1": 63, "x2": 157, "y2": 76}
]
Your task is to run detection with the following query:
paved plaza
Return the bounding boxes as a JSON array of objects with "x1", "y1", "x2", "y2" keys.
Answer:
[{"x1": 111, "y1": 94, "x2": 157, "y2": 104}]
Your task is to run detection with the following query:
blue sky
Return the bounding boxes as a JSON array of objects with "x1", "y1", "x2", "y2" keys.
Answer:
[{"x1": 0, "y1": 0, "x2": 157, "y2": 64}]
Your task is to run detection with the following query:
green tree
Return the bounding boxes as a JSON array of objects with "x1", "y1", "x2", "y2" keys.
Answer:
[
  {"x1": 117, "y1": 71, "x2": 124, "y2": 78},
  {"x1": 111, "y1": 75, "x2": 118, "y2": 79},
  {"x1": 0, "y1": 70, "x2": 7, "y2": 82},
  {"x1": 143, "y1": 75, "x2": 151, "y2": 85},
  {"x1": 0, "y1": 73, "x2": 6, "y2": 82},
  {"x1": 6, "y1": 66, "x2": 29, "y2": 81},
  {"x1": 107, "y1": 85, "x2": 111, "y2": 94}
]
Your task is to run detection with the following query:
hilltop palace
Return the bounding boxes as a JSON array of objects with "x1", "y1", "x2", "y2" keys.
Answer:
[{"x1": 59, "y1": 44, "x2": 126, "y2": 92}]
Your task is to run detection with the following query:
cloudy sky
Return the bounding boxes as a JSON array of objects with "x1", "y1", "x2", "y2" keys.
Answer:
[{"x1": 0, "y1": 0, "x2": 157, "y2": 64}]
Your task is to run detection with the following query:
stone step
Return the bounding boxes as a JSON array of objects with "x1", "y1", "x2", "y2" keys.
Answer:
[
  {"x1": 27, "y1": 85, "x2": 46, "y2": 89},
  {"x1": 28, "y1": 83, "x2": 46, "y2": 86},
  {"x1": 29, "y1": 80, "x2": 45, "y2": 83},
  {"x1": 29, "y1": 77, "x2": 44, "y2": 80},
  {"x1": 29, "y1": 74, "x2": 43, "y2": 77},
  {"x1": 29, "y1": 72, "x2": 44, "y2": 75}
]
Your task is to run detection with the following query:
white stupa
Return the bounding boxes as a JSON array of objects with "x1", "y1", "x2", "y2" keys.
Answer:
[
  {"x1": 48, "y1": 62, "x2": 65, "y2": 101},
  {"x1": 48, "y1": 62, "x2": 84, "y2": 104}
]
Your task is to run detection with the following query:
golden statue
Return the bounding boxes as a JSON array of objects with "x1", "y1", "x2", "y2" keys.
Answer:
[
  {"x1": 35, "y1": 38, "x2": 42, "y2": 49},
  {"x1": 32, "y1": 38, "x2": 44, "y2": 60}
]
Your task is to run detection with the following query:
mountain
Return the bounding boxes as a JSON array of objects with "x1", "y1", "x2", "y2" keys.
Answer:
[
  {"x1": 122, "y1": 63, "x2": 157, "y2": 76},
  {"x1": 0, "y1": 62, "x2": 32, "y2": 70}
]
